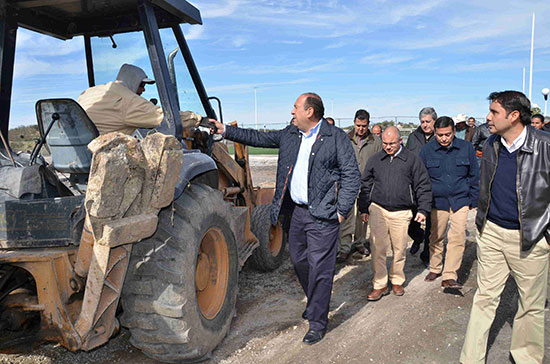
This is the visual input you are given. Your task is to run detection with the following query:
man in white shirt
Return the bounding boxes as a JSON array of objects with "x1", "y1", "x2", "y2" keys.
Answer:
[
  {"x1": 461, "y1": 91, "x2": 550, "y2": 364},
  {"x1": 211, "y1": 92, "x2": 359, "y2": 345}
]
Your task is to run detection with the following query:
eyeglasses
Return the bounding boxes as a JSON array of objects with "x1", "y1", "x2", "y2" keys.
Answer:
[{"x1": 355, "y1": 125, "x2": 368, "y2": 128}]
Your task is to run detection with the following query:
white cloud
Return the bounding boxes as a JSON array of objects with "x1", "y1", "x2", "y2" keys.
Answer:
[
  {"x1": 14, "y1": 56, "x2": 86, "y2": 78},
  {"x1": 16, "y1": 29, "x2": 83, "y2": 56},
  {"x1": 194, "y1": 0, "x2": 243, "y2": 18},
  {"x1": 208, "y1": 78, "x2": 312, "y2": 93},
  {"x1": 361, "y1": 54, "x2": 415, "y2": 65},
  {"x1": 388, "y1": 0, "x2": 444, "y2": 24},
  {"x1": 93, "y1": 44, "x2": 148, "y2": 72},
  {"x1": 186, "y1": 25, "x2": 205, "y2": 40},
  {"x1": 244, "y1": 59, "x2": 345, "y2": 75}
]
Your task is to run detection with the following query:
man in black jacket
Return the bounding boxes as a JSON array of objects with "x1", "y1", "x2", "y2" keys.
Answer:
[
  {"x1": 211, "y1": 93, "x2": 360, "y2": 345},
  {"x1": 461, "y1": 91, "x2": 550, "y2": 364},
  {"x1": 471, "y1": 121, "x2": 491, "y2": 155},
  {"x1": 406, "y1": 106, "x2": 437, "y2": 265},
  {"x1": 359, "y1": 126, "x2": 432, "y2": 301}
]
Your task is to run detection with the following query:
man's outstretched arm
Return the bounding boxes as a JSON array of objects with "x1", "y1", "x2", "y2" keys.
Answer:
[{"x1": 211, "y1": 119, "x2": 283, "y2": 148}]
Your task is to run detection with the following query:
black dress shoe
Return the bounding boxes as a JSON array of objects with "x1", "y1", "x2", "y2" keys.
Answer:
[
  {"x1": 336, "y1": 251, "x2": 350, "y2": 263},
  {"x1": 303, "y1": 329, "x2": 326, "y2": 345},
  {"x1": 302, "y1": 310, "x2": 307, "y2": 320},
  {"x1": 410, "y1": 240, "x2": 421, "y2": 255}
]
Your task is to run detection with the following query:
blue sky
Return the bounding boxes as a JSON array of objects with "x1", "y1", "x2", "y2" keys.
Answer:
[{"x1": 9, "y1": 0, "x2": 550, "y2": 129}]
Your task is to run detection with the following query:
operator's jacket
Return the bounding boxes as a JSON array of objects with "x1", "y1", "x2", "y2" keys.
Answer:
[
  {"x1": 224, "y1": 119, "x2": 360, "y2": 226},
  {"x1": 476, "y1": 126, "x2": 550, "y2": 251},
  {"x1": 77, "y1": 81, "x2": 201, "y2": 135},
  {"x1": 78, "y1": 81, "x2": 164, "y2": 135}
]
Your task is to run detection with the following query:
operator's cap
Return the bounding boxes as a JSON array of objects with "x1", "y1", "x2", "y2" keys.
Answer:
[
  {"x1": 141, "y1": 76, "x2": 155, "y2": 84},
  {"x1": 116, "y1": 64, "x2": 155, "y2": 93}
]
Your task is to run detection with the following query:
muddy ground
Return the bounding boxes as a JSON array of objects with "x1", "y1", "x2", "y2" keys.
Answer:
[{"x1": 1, "y1": 155, "x2": 549, "y2": 364}]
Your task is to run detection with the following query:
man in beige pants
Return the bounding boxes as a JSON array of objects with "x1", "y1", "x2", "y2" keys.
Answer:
[
  {"x1": 358, "y1": 126, "x2": 432, "y2": 300},
  {"x1": 460, "y1": 91, "x2": 550, "y2": 364},
  {"x1": 419, "y1": 116, "x2": 479, "y2": 289}
]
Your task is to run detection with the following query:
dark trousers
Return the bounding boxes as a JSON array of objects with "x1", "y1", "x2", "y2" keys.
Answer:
[
  {"x1": 288, "y1": 205, "x2": 339, "y2": 331},
  {"x1": 408, "y1": 210, "x2": 431, "y2": 254}
]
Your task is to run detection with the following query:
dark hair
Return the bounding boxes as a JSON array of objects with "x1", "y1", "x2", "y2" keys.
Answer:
[
  {"x1": 302, "y1": 92, "x2": 324, "y2": 119},
  {"x1": 532, "y1": 113, "x2": 544, "y2": 123},
  {"x1": 354, "y1": 109, "x2": 370, "y2": 122},
  {"x1": 468, "y1": 117, "x2": 476, "y2": 121},
  {"x1": 487, "y1": 91, "x2": 531, "y2": 126},
  {"x1": 434, "y1": 116, "x2": 455, "y2": 130}
]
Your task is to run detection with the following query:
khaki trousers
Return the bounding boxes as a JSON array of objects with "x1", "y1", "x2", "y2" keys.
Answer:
[
  {"x1": 460, "y1": 220, "x2": 549, "y2": 364},
  {"x1": 339, "y1": 199, "x2": 370, "y2": 253},
  {"x1": 429, "y1": 206, "x2": 469, "y2": 280},
  {"x1": 368, "y1": 203, "x2": 413, "y2": 289}
]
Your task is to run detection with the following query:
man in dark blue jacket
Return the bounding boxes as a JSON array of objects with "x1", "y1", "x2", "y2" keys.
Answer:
[
  {"x1": 211, "y1": 93, "x2": 360, "y2": 345},
  {"x1": 420, "y1": 117, "x2": 479, "y2": 289}
]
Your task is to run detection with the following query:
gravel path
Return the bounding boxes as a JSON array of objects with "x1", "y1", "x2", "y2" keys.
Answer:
[{"x1": 1, "y1": 155, "x2": 548, "y2": 364}]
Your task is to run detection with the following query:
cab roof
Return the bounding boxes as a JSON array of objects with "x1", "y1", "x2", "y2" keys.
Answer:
[{"x1": 3, "y1": 0, "x2": 202, "y2": 40}]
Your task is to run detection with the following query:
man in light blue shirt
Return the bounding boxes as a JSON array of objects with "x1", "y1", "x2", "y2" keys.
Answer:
[
  {"x1": 289, "y1": 119, "x2": 322, "y2": 205},
  {"x1": 211, "y1": 92, "x2": 359, "y2": 345}
]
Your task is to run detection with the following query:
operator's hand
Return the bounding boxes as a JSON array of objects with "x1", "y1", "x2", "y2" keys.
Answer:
[
  {"x1": 414, "y1": 212, "x2": 426, "y2": 223},
  {"x1": 210, "y1": 119, "x2": 225, "y2": 134},
  {"x1": 338, "y1": 213, "x2": 344, "y2": 223},
  {"x1": 361, "y1": 213, "x2": 369, "y2": 223}
]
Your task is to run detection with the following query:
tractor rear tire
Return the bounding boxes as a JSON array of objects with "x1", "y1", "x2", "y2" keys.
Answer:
[
  {"x1": 121, "y1": 183, "x2": 238, "y2": 363},
  {"x1": 247, "y1": 204, "x2": 287, "y2": 272}
]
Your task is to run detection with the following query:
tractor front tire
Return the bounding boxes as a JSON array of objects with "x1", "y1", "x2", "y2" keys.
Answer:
[
  {"x1": 247, "y1": 204, "x2": 287, "y2": 272},
  {"x1": 121, "y1": 184, "x2": 238, "y2": 363}
]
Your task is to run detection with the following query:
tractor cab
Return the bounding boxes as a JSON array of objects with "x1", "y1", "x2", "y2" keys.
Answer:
[{"x1": 0, "y1": 0, "x2": 219, "y2": 194}]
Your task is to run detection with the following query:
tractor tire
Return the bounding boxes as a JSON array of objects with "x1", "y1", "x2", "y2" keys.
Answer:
[
  {"x1": 247, "y1": 204, "x2": 287, "y2": 272},
  {"x1": 121, "y1": 183, "x2": 238, "y2": 363}
]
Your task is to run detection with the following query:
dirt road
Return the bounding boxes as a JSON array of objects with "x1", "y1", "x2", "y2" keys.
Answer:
[{"x1": 1, "y1": 155, "x2": 549, "y2": 364}]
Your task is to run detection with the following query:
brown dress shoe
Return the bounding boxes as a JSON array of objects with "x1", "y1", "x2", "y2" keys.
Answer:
[
  {"x1": 425, "y1": 272, "x2": 442, "y2": 281},
  {"x1": 441, "y1": 279, "x2": 463, "y2": 289},
  {"x1": 367, "y1": 286, "x2": 390, "y2": 301},
  {"x1": 392, "y1": 284, "x2": 405, "y2": 296}
]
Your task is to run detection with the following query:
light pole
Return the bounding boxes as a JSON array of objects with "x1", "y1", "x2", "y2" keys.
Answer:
[
  {"x1": 529, "y1": 12, "x2": 535, "y2": 101},
  {"x1": 542, "y1": 88, "x2": 550, "y2": 116},
  {"x1": 254, "y1": 87, "x2": 258, "y2": 130}
]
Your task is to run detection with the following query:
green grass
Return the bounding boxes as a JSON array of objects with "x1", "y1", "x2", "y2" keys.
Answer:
[{"x1": 226, "y1": 145, "x2": 279, "y2": 155}]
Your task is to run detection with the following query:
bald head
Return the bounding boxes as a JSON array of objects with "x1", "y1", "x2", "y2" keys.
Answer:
[{"x1": 381, "y1": 126, "x2": 402, "y2": 156}]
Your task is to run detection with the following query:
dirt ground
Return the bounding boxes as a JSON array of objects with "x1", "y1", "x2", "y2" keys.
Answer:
[{"x1": 1, "y1": 155, "x2": 549, "y2": 364}]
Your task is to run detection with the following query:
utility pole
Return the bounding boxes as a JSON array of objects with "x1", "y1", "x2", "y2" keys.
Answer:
[
  {"x1": 254, "y1": 87, "x2": 258, "y2": 130},
  {"x1": 529, "y1": 12, "x2": 535, "y2": 101}
]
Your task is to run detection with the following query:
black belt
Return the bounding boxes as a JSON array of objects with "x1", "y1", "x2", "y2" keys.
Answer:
[{"x1": 294, "y1": 202, "x2": 308, "y2": 209}]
